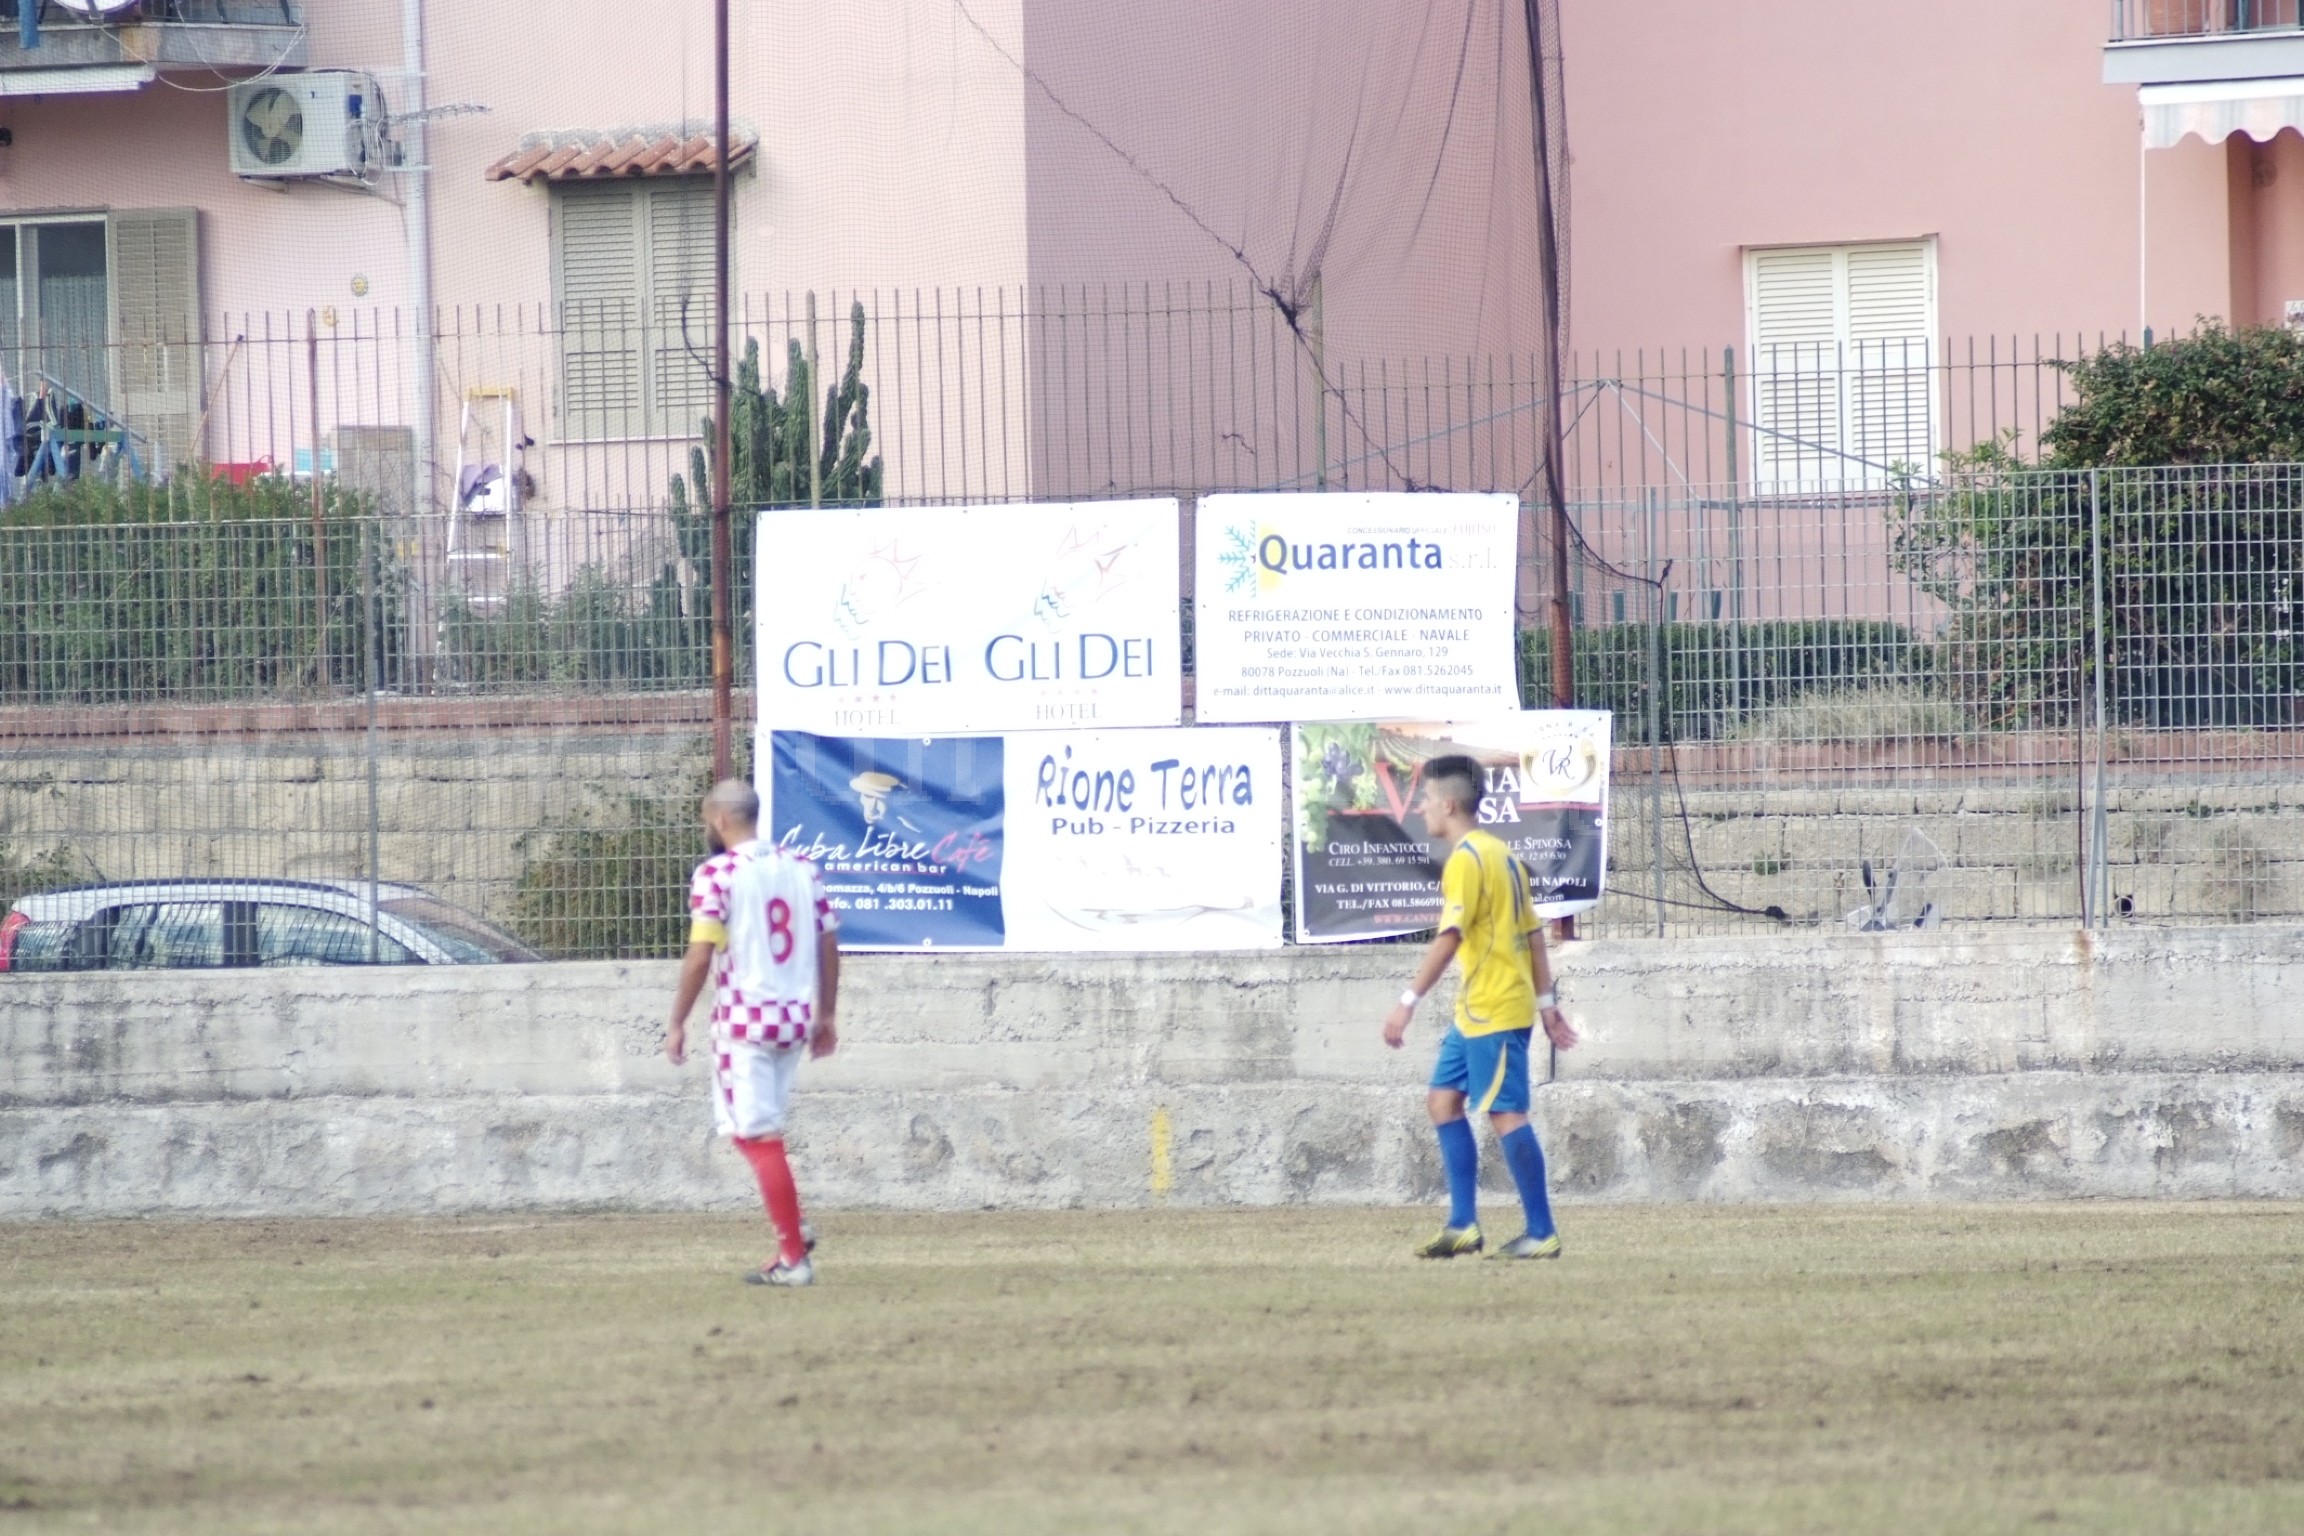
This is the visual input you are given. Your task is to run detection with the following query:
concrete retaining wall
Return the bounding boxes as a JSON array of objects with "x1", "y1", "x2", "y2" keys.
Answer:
[{"x1": 4, "y1": 926, "x2": 2303, "y2": 1216}]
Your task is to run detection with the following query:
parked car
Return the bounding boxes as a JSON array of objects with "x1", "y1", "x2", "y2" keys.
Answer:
[{"x1": 0, "y1": 880, "x2": 541, "y2": 971}]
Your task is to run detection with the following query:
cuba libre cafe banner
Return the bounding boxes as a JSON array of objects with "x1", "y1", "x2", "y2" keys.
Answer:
[
  {"x1": 754, "y1": 499, "x2": 1183, "y2": 738},
  {"x1": 1291, "y1": 712, "x2": 1613, "y2": 944},
  {"x1": 765, "y1": 727, "x2": 1285, "y2": 952},
  {"x1": 1192, "y1": 490, "x2": 1520, "y2": 724}
]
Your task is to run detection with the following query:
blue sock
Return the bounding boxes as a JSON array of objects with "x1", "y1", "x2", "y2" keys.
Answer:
[
  {"x1": 1436, "y1": 1117, "x2": 1479, "y2": 1229},
  {"x1": 1499, "y1": 1124, "x2": 1556, "y2": 1239}
]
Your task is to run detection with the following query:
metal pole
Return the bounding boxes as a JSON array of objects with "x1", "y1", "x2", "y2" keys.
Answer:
[
  {"x1": 401, "y1": 0, "x2": 434, "y2": 680},
  {"x1": 2073, "y1": 472, "x2": 2090, "y2": 929},
  {"x1": 807, "y1": 290, "x2": 822, "y2": 509},
  {"x1": 708, "y1": 0, "x2": 736, "y2": 782},
  {"x1": 308, "y1": 311, "x2": 328, "y2": 692},
  {"x1": 1723, "y1": 346, "x2": 1745, "y2": 729},
  {"x1": 2091, "y1": 468, "x2": 2110, "y2": 926},
  {"x1": 1308, "y1": 271, "x2": 1327, "y2": 490},
  {"x1": 1525, "y1": 0, "x2": 1576, "y2": 715},
  {"x1": 364, "y1": 522, "x2": 381, "y2": 964},
  {"x1": 1646, "y1": 488, "x2": 1665, "y2": 939}
]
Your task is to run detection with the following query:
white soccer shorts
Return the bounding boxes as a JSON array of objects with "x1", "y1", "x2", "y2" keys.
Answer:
[{"x1": 711, "y1": 1039, "x2": 803, "y2": 1140}]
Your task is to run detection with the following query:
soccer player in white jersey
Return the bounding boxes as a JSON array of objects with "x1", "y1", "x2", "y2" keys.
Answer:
[{"x1": 665, "y1": 779, "x2": 840, "y2": 1287}]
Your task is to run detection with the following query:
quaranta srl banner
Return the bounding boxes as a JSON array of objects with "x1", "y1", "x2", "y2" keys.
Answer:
[
  {"x1": 754, "y1": 499, "x2": 1182, "y2": 738},
  {"x1": 1193, "y1": 491, "x2": 1519, "y2": 724},
  {"x1": 1290, "y1": 712, "x2": 1612, "y2": 943},
  {"x1": 765, "y1": 727, "x2": 1284, "y2": 952}
]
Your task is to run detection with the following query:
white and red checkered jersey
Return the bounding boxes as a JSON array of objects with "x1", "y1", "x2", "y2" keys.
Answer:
[{"x1": 688, "y1": 840, "x2": 838, "y2": 1046}]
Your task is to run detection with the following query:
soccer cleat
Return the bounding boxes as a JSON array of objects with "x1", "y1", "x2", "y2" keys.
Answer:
[
  {"x1": 1490, "y1": 1232, "x2": 1563, "y2": 1261},
  {"x1": 744, "y1": 1256, "x2": 815, "y2": 1288},
  {"x1": 1415, "y1": 1223, "x2": 1484, "y2": 1259},
  {"x1": 801, "y1": 1220, "x2": 818, "y2": 1254}
]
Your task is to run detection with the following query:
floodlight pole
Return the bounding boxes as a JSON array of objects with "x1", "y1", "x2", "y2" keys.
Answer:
[{"x1": 709, "y1": 0, "x2": 736, "y2": 782}]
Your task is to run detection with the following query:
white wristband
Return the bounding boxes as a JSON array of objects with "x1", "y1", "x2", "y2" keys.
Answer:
[
  {"x1": 1536, "y1": 990, "x2": 1558, "y2": 1010},
  {"x1": 1398, "y1": 989, "x2": 1421, "y2": 1010}
]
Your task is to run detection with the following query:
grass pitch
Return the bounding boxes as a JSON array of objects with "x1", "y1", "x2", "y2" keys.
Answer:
[{"x1": 2, "y1": 1203, "x2": 2301, "y2": 1535}]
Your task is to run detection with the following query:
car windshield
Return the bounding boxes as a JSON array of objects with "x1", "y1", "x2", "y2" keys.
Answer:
[{"x1": 378, "y1": 896, "x2": 540, "y2": 963}]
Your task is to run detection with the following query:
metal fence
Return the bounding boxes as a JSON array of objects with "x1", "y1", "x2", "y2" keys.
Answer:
[
  {"x1": 1570, "y1": 466, "x2": 2304, "y2": 936},
  {"x1": 4, "y1": 459, "x2": 2301, "y2": 957},
  {"x1": 3, "y1": 288, "x2": 2105, "y2": 509},
  {"x1": 2111, "y1": 0, "x2": 2304, "y2": 42}
]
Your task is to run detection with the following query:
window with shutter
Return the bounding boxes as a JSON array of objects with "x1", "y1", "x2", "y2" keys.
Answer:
[
  {"x1": 1744, "y1": 240, "x2": 1935, "y2": 492},
  {"x1": 646, "y1": 182, "x2": 714, "y2": 431},
  {"x1": 107, "y1": 208, "x2": 202, "y2": 479},
  {"x1": 553, "y1": 179, "x2": 719, "y2": 440}
]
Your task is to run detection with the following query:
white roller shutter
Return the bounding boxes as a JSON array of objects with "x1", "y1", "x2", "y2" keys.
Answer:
[
  {"x1": 555, "y1": 184, "x2": 645, "y2": 438},
  {"x1": 1745, "y1": 240, "x2": 1936, "y2": 491},
  {"x1": 106, "y1": 208, "x2": 201, "y2": 477},
  {"x1": 645, "y1": 181, "x2": 715, "y2": 434},
  {"x1": 553, "y1": 179, "x2": 722, "y2": 440}
]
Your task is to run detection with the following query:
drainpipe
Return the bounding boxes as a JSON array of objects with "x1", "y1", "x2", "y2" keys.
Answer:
[{"x1": 403, "y1": 0, "x2": 433, "y2": 525}]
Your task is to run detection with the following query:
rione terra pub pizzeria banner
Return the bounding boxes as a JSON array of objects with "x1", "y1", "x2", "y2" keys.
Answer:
[{"x1": 764, "y1": 727, "x2": 1285, "y2": 952}]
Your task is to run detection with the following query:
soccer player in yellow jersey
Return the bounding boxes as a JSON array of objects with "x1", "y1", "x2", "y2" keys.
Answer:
[{"x1": 1382, "y1": 754, "x2": 1579, "y2": 1260}]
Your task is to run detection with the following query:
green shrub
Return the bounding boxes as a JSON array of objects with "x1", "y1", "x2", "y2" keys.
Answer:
[
  {"x1": 508, "y1": 785, "x2": 702, "y2": 960},
  {"x1": 436, "y1": 566, "x2": 709, "y2": 691},
  {"x1": 0, "y1": 832, "x2": 78, "y2": 914},
  {"x1": 0, "y1": 473, "x2": 393, "y2": 705},
  {"x1": 506, "y1": 751, "x2": 738, "y2": 960}
]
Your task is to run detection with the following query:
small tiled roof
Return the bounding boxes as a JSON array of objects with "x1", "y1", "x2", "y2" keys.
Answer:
[{"x1": 484, "y1": 131, "x2": 756, "y2": 185}]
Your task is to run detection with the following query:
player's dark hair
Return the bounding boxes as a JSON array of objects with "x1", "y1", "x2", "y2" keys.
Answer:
[{"x1": 1422, "y1": 754, "x2": 1485, "y2": 820}]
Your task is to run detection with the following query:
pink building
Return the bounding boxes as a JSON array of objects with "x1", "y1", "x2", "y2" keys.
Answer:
[{"x1": 0, "y1": 1, "x2": 2284, "y2": 516}]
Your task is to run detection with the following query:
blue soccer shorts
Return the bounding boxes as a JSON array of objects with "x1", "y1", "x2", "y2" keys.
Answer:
[{"x1": 1429, "y1": 1026, "x2": 1535, "y2": 1115}]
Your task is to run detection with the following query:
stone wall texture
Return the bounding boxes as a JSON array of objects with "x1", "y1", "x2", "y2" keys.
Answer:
[{"x1": 4, "y1": 926, "x2": 2302, "y2": 1216}]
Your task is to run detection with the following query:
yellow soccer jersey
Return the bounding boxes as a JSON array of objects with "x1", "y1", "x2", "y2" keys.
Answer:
[{"x1": 1438, "y1": 828, "x2": 1540, "y2": 1037}]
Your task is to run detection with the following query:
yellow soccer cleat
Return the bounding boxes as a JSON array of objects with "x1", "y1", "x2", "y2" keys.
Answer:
[{"x1": 1415, "y1": 1223, "x2": 1484, "y2": 1259}]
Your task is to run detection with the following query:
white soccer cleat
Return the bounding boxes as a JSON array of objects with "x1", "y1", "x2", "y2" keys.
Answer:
[{"x1": 745, "y1": 1256, "x2": 814, "y2": 1288}]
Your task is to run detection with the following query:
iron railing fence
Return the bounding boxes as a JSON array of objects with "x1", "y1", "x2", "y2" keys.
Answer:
[
  {"x1": 0, "y1": 291, "x2": 2115, "y2": 544},
  {"x1": 2111, "y1": 0, "x2": 2304, "y2": 41},
  {"x1": 3, "y1": 461, "x2": 2301, "y2": 956},
  {"x1": 1576, "y1": 466, "x2": 2304, "y2": 935}
]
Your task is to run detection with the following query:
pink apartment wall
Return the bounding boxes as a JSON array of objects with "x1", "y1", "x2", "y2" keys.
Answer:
[
  {"x1": 0, "y1": 2, "x2": 1030, "y2": 505},
  {"x1": 1560, "y1": 0, "x2": 2232, "y2": 357},
  {"x1": 0, "y1": 2, "x2": 1028, "y2": 318},
  {"x1": 2228, "y1": 130, "x2": 2304, "y2": 329}
]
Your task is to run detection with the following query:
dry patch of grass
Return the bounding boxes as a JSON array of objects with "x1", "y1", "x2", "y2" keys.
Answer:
[{"x1": 1, "y1": 1203, "x2": 2301, "y2": 1534}]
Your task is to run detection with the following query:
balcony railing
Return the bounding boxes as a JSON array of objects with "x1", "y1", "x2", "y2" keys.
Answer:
[
  {"x1": 0, "y1": 2, "x2": 306, "y2": 82},
  {"x1": 2113, "y1": 0, "x2": 2304, "y2": 41}
]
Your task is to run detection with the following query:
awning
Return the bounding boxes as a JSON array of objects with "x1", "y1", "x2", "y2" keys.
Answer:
[
  {"x1": 0, "y1": 65, "x2": 155, "y2": 96},
  {"x1": 2141, "y1": 77, "x2": 2304, "y2": 149},
  {"x1": 483, "y1": 130, "x2": 756, "y2": 185}
]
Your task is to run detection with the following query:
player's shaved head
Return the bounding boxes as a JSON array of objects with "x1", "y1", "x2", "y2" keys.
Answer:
[
  {"x1": 1422, "y1": 755, "x2": 1484, "y2": 820},
  {"x1": 703, "y1": 778, "x2": 760, "y2": 828}
]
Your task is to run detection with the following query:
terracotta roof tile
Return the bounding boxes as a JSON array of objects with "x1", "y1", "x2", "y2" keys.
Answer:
[{"x1": 484, "y1": 131, "x2": 756, "y2": 185}]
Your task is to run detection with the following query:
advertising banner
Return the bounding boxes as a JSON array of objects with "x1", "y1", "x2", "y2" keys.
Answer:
[
  {"x1": 1193, "y1": 491, "x2": 1519, "y2": 724},
  {"x1": 754, "y1": 499, "x2": 1182, "y2": 738},
  {"x1": 1290, "y1": 712, "x2": 1612, "y2": 943},
  {"x1": 766, "y1": 726, "x2": 1284, "y2": 951}
]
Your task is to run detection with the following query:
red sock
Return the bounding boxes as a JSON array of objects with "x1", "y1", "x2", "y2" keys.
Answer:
[{"x1": 733, "y1": 1135, "x2": 807, "y2": 1266}]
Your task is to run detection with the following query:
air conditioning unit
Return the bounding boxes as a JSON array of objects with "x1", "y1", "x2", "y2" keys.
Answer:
[{"x1": 228, "y1": 72, "x2": 392, "y2": 180}]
